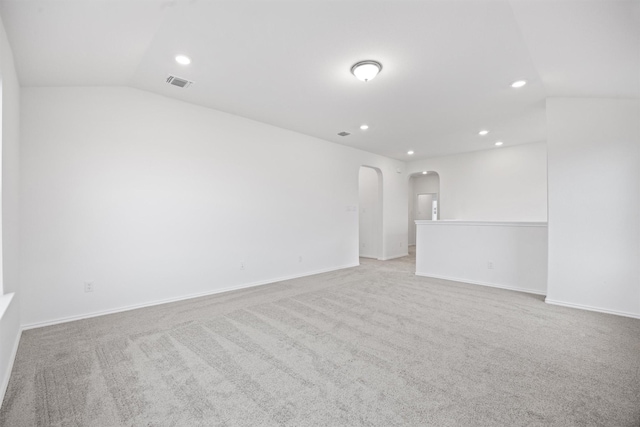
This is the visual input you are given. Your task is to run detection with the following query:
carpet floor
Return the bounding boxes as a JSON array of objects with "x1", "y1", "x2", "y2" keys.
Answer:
[{"x1": 1, "y1": 252, "x2": 639, "y2": 426}]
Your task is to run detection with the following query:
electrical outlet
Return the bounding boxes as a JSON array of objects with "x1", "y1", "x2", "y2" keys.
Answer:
[
  {"x1": 84, "y1": 281, "x2": 94, "y2": 293},
  {"x1": 240, "y1": 262, "x2": 245, "y2": 270},
  {"x1": 487, "y1": 262, "x2": 494, "y2": 270}
]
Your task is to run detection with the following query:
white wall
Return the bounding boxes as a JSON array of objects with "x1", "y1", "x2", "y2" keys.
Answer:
[
  {"x1": 407, "y1": 142, "x2": 547, "y2": 221},
  {"x1": 546, "y1": 98, "x2": 640, "y2": 318},
  {"x1": 408, "y1": 173, "x2": 439, "y2": 245},
  {"x1": 415, "y1": 221, "x2": 548, "y2": 295},
  {"x1": 0, "y1": 13, "x2": 21, "y2": 404},
  {"x1": 20, "y1": 87, "x2": 408, "y2": 327},
  {"x1": 1, "y1": 17, "x2": 19, "y2": 297},
  {"x1": 358, "y1": 167, "x2": 380, "y2": 258}
]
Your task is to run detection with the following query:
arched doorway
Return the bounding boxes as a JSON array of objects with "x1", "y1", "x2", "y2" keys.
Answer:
[
  {"x1": 408, "y1": 171, "x2": 440, "y2": 246},
  {"x1": 358, "y1": 166, "x2": 383, "y2": 259}
]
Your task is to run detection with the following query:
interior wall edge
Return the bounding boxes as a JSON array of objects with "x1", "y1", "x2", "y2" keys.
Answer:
[
  {"x1": 0, "y1": 295, "x2": 21, "y2": 407},
  {"x1": 378, "y1": 253, "x2": 409, "y2": 261},
  {"x1": 545, "y1": 298, "x2": 640, "y2": 320},
  {"x1": 0, "y1": 327, "x2": 21, "y2": 407},
  {"x1": 415, "y1": 273, "x2": 547, "y2": 297}
]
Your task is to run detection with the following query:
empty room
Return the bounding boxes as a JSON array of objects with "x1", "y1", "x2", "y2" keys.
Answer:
[{"x1": 0, "y1": 0, "x2": 639, "y2": 426}]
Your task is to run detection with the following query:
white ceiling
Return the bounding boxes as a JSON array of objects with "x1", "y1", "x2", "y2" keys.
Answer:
[{"x1": 1, "y1": 0, "x2": 638, "y2": 160}]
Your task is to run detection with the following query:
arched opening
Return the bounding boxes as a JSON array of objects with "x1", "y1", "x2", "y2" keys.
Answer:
[
  {"x1": 358, "y1": 166, "x2": 383, "y2": 260},
  {"x1": 408, "y1": 171, "x2": 440, "y2": 247}
]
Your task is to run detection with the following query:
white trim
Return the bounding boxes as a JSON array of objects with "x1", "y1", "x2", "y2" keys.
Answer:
[
  {"x1": 379, "y1": 253, "x2": 409, "y2": 261},
  {"x1": 21, "y1": 263, "x2": 359, "y2": 330},
  {"x1": 0, "y1": 326, "x2": 22, "y2": 406},
  {"x1": 545, "y1": 298, "x2": 640, "y2": 320},
  {"x1": 415, "y1": 272, "x2": 547, "y2": 296},
  {"x1": 414, "y1": 220, "x2": 547, "y2": 227},
  {"x1": 359, "y1": 254, "x2": 378, "y2": 259}
]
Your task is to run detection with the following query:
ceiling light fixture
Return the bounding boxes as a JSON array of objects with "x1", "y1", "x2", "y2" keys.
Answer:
[
  {"x1": 422, "y1": 171, "x2": 428, "y2": 175},
  {"x1": 351, "y1": 60, "x2": 382, "y2": 82},
  {"x1": 478, "y1": 130, "x2": 489, "y2": 136},
  {"x1": 495, "y1": 141, "x2": 503, "y2": 146},
  {"x1": 360, "y1": 124, "x2": 369, "y2": 130},
  {"x1": 175, "y1": 55, "x2": 191, "y2": 65},
  {"x1": 511, "y1": 80, "x2": 526, "y2": 88},
  {"x1": 407, "y1": 150, "x2": 414, "y2": 155}
]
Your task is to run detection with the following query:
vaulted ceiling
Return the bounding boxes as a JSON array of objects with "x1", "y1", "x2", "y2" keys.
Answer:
[{"x1": 1, "y1": 0, "x2": 638, "y2": 160}]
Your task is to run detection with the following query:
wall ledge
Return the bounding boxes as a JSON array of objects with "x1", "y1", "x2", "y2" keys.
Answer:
[
  {"x1": 0, "y1": 293, "x2": 15, "y2": 321},
  {"x1": 415, "y1": 220, "x2": 547, "y2": 227}
]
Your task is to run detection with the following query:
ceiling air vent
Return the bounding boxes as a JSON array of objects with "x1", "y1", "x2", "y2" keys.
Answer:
[
  {"x1": 338, "y1": 131, "x2": 351, "y2": 136},
  {"x1": 166, "y1": 75, "x2": 193, "y2": 89}
]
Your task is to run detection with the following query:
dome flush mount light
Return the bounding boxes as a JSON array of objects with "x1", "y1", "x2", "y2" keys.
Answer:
[
  {"x1": 175, "y1": 55, "x2": 191, "y2": 65},
  {"x1": 422, "y1": 171, "x2": 428, "y2": 175},
  {"x1": 360, "y1": 124, "x2": 369, "y2": 130},
  {"x1": 351, "y1": 60, "x2": 382, "y2": 82},
  {"x1": 495, "y1": 141, "x2": 504, "y2": 146},
  {"x1": 478, "y1": 130, "x2": 489, "y2": 136},
  {"x1": 511, "y1": 80, "x2": 527, "y2": 88},
  {"x1": 407, "y1": 150, "x2": 414, "y2": 155}
]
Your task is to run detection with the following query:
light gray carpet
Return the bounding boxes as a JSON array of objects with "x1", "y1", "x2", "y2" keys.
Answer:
[{"x1": 2, "y1": 252, "x2": 639, "y2": 426}]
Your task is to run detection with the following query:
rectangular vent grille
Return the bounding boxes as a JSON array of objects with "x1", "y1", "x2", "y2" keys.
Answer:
[
  {"x1": 166, "y1": 75, "x2": 193, "y2": 89},
  {"x1": 338, "y1": 131, "x2": 350, "y2": 136}
]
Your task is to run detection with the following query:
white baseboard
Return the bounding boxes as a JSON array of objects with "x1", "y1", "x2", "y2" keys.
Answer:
[
  {"x1": 0, "y1": 327, "x2": 22, "y2": 406},
  {"x1": 415, "y1": 272, "x2": 547, "y2": 296},
  {"x1": 545, "y1": 298, "x2": 640, "y2": 319},
  {"x1": 22, "y1": 263, "x2": 359, "y2": 330},
  {"x1": 379, "y1": 253, "x2": 409, "y2": 261}
]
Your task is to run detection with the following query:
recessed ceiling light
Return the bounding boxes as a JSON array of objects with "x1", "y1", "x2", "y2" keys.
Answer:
[
  {"x1": 478, "y1": 130, "x2": 489, "y2": 136},
  {"x1": 407, "y1": 150, "x2": 414, "y2": 155},
  {"x1": 360, "y1": 124, "x2": 369, "y2": 130},
  {"x1": 495, "y1": 141, "x2": 503, "y2": 146},
  {"x1": 175, "y1": 55, "x2": 191, "y2": 65},
  {"x1": 351, "y1": 60, "x2": 382, "y2": 82},
  {"x1": 511, "y1": 80, "x2": 526, "y2": 88},
  {"x1": 422, "y1": 171, "x2": 428, "y2": 175}
]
